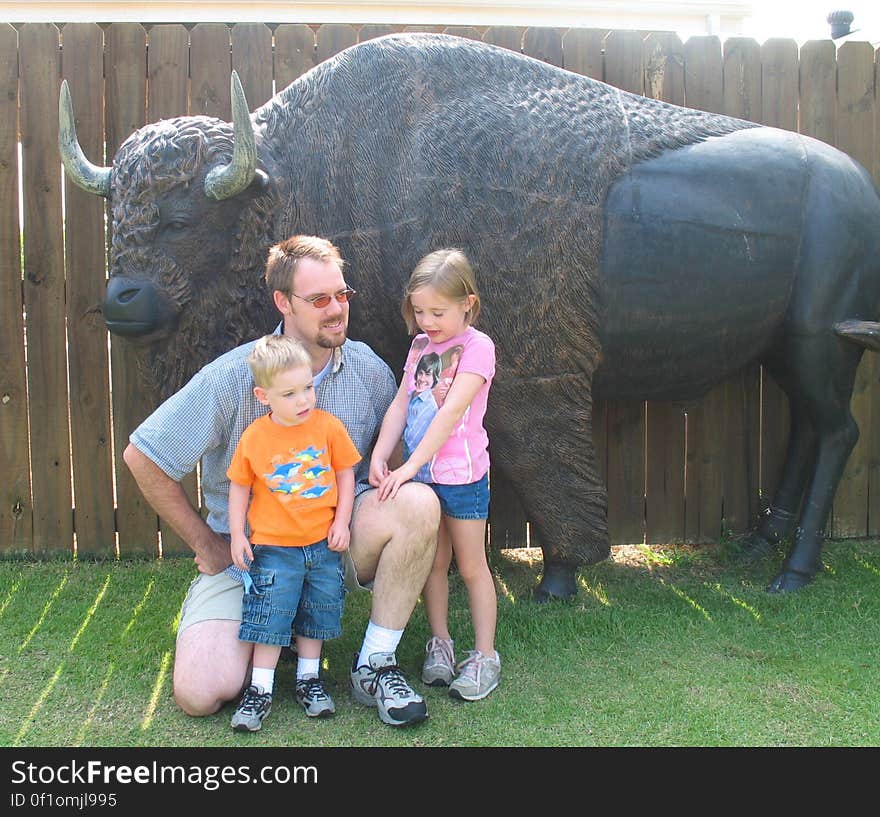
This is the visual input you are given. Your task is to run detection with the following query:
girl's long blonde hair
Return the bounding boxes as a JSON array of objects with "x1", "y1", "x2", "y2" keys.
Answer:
[{"x1": 401, "y1": 249, "x2": 481, "y2": 334}]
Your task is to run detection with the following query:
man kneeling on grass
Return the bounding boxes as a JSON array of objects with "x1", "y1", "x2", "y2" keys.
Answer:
[{"x1": 124, "y1": 236, "x2": 440, "y2": 728}]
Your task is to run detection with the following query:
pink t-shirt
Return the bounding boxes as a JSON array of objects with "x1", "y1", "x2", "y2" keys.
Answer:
[{"x1": 402, "y1": 326, "x2": 495, "y2": 485}]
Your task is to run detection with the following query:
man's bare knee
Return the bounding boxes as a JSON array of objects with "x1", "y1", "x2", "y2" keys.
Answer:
[
  {"x1": 173, "y1": 681, "x2": 228, "y2": 717},
  {"x1": 392, "y1": 482, "x2": 441, "y2": 542},
  {"x1": 173, "y1": 619, "x2": 250, "y2": 717}
]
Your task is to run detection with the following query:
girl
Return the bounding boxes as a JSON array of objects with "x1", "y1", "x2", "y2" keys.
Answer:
[{"x1": 370, "y1": 249, "x2": 499, "y2": 701}]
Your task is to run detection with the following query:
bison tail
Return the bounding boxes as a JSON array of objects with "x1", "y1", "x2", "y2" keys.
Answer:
[{"x1": 834, "y1": 320, "x2": 880, "y2": 352}]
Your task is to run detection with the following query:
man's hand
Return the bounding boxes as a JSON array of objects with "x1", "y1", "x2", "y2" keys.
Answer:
[{"x1": 193, "y1": 529, "x2": 234, "y2": 575}]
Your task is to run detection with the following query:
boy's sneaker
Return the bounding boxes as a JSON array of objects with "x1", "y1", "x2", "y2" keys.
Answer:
[
  {"x1": 350, "y1": 651, "x2": 428, "y2": 727},
  {"x1": 421, "y1": 636, "x2": 456, "y2": 686},
  {"x1": 295, "y1": 676, "x2": 336, "y2": 718},
  {"x1": 449, "y1": 650, "x2": 501, "y2": 702},
  {"x1": 231, "y1": 685, "x2": 272, "y2": 732}
]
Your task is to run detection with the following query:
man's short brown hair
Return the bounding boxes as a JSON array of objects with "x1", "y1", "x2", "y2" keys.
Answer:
[{"x1": 264, "y1": 235, "x2": 345, "y2": 295}]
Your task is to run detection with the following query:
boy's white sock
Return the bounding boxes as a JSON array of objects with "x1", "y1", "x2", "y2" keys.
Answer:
[
  {"x1": 357, "y1": 621, "x2": 404, "y2": 668},
  {"x1": 296, "y1": 657, "x2": 321, "y2": 680},
  {"x1": 250, "y1": 667, "x2": 275, "y2": 694}
]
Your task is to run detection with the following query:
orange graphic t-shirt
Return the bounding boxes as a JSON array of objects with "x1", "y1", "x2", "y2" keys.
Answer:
[{"x1": 226, "y1": 409, "x2": 361, "y2": 547}]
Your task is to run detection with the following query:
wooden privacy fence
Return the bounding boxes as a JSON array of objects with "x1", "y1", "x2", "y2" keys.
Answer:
[{"x1": 1, "y1": 21, "x2": 879, "y2": 559}]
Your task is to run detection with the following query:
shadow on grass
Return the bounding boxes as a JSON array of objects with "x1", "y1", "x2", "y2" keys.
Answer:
[{"x1": 491, "y1": 537, "x2": 788, "y2": 604}]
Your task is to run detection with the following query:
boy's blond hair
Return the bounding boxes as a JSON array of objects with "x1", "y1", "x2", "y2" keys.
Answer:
[
  {"x1": 247, "y1": 335, "x2": 312, "y2": 389},
  {"x1": 401, "y1": 249, "x2": 481, "y2": 334}
]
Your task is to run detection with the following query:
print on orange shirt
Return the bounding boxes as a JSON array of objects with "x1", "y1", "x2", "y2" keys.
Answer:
[{"x1": 264, "y1": 445, "x2": 332, "y2": 499}]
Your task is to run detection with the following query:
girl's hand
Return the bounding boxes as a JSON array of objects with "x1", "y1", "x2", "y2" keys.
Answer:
[
  {"x1": 328, "y1": 519, "x2": 350, "y2": 552},
  {"x1": 231, "y1": 533, "x2": 253, "y2": 570},
  {"x1": 377, "y1": 462, "x2": 417, "y2": 501},
  {"x1": 369, "y1": 457, "x2": 390, "y2": 488}
]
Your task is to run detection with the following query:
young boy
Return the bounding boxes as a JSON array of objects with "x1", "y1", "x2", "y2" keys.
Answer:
[{"x1": 227, "y1": 334, "x2": 361, "y2": 731}]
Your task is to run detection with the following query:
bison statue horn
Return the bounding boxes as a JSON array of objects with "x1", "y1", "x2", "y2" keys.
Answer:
[
  {"x1": 58, "y1": 78, "x2": 111, "y2": 197},
  {"x1": 204, "y1": 71, "x2": 259, "y2": 200}
]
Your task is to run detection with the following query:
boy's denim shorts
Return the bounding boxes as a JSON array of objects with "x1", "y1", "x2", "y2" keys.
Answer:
[
  {"x1": 238, "y1": 539, "x2": 346, "y2": 646},
  {"x1": 426, "y1": 474, "x2": 490, "y2": 520}
]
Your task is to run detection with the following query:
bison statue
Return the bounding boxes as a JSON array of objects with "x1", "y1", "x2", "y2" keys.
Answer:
[{"x1": 59, "y1": 33, "x2": 880, "y2": 599}]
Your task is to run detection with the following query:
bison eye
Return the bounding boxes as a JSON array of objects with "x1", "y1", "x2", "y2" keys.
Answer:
[{"x1": 163, "y1": 219, "x2": 189, "y2": 232}]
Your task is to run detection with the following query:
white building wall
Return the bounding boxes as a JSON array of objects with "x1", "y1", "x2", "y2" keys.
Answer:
[{"x1": 0, "y1": 1, "x2": 753, "y2": 38}]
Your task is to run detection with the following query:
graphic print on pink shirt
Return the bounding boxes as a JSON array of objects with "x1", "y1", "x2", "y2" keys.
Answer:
[{"x1": 401, "y1": 327, "x2": 495, "y2": 485}]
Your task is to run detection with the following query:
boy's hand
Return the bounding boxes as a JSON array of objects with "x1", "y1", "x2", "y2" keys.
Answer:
[
  {"x1": 327, "y1": 519, "x2": 350, "y2": 552},
  {"x1": 230, "y1": 533, "x2": 253, "y2": 570}
]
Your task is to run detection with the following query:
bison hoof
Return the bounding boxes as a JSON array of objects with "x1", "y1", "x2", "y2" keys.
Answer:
[
  {"x1": 534, "y1": 563, "x2": 578, "y2": 603},
  {"x1": 732, "y1": 531, "x2": 776, "y2": 563},
  {"x1": 766, "y1": 567, "x2": 816, "y2": 594}
]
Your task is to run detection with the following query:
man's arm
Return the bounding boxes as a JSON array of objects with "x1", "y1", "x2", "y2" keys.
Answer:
[{"x1": 123, "y1": 443, "x2": 231, "y2": 574}]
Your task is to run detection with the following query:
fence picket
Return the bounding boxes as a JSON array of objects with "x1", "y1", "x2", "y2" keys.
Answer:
[
  {"x1": 723, "y1": 37, "x2": 761, "y2": 122},
  {"x1": 444, "y1": 27, "x2": 482, "y2": 42},
  {"x1": 644, "y1": 32, "x2": 684, "y2": 103},
  {"x1": 20, "y1": 23, "x2": 72, "y2": 555},
  {"x1": 833, "y1": 42, "x2": 875, "y2": 539},
  {"x1": 757, "y1": 39, "x2": 799, "y2": 510},
  {"x1": 799, "y1": 40, "x2": 837, "y2": 145},
  {"x1": 604, "y1": 30, "x2": 645, "y2": 94},
  {"x1": 482, "y1": 27, "x2": 522, "y2": 53},
  {"x1": 603, "y1": 30, "x2": 648, "y2": 545},
  {"x1": 522, "y1": 27, "x2": 563, "y2": 67},
  {"x1": 147, "y1": 24, "x2": 189, "y2": 122},
  {"x1": 190, "y1": 23, "x2": 231, "y2": 119},
  {"x1": 562, "y1": 28, "x2": 605, "y2": 80},
  {"x1": 316, "y1": 24, "x2": 357, "y2": 62},
  {"x1": 872, "y1": 53, "x2": 880, "y2": 538},
  {"x1": 61, "y1": 23, "x2": 116, "y2": 557},
  {"x1": 358, "y1": 24, "x2": 396, "y2": 44},
  {"x1": 274, "y1": 24, "x2": 316, "y2": 89},
  {"x1": 232, "y1": 23, "x2": 273, "y2": 109},
  {"x1": 143, "y1": 24, "x2": 198, "y2": 556},
  {"x1": 106, "y1": 22, "x2": 157, "y2": 556},
  {"x1": 0, "y1": 24, "x2": 31, "y2": 553},
  {"x1": 643, "y1": 32, "x2": 686, "y2": 544}
]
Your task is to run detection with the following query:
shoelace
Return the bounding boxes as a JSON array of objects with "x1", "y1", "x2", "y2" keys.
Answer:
[
  {"x1": 238, "y1": 686, "x2": 270, "y2": 714},
  {"x1": 298, "y1": 678, "x2": 328, "y2": 701},
  {"x1": 426, "y1": 637, "x2": 454, "y2": 668},
  {"x1": 372, "y1": 664, "x2": 413, "y2": 697},
  {"x1": 456, "y1": 652, "x2": 484, "y2": 684}
]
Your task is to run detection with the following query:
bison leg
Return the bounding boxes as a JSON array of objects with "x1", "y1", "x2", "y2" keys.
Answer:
[
  {"x1": 489, "y1": 376, "x2": 608, "y2": 602},
  {"x1": 741, "y1": 370, "x2": 817, "y2": 560},
  {"x1": 765, "y1": 337, "x2": 863, "y2": 592}
]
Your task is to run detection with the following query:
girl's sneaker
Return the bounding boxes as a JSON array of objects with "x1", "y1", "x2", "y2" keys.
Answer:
[
  {"x1": 448, "y1": 650, "x2": 501, "y2": 701},
  {"x1": 421, "y1": 637, "x2": 456, "y2": 686}
]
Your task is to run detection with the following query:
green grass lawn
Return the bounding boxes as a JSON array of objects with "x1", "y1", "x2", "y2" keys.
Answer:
[{"x1": 1, "y1": 538, "x2": 878, "y2": 747}]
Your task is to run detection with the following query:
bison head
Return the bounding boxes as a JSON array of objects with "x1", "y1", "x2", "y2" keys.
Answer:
[{"x1": 59, "y1": 73, "x2": 278, "y2": 398}]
